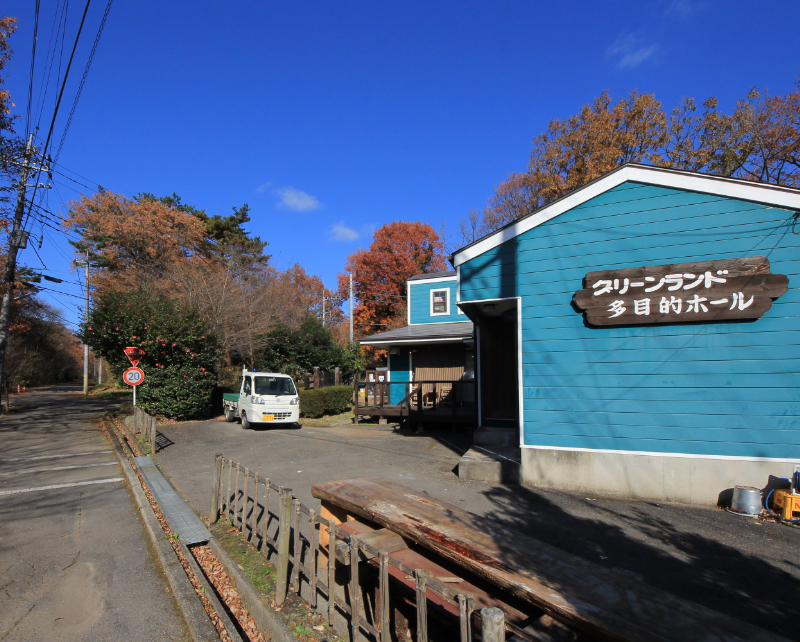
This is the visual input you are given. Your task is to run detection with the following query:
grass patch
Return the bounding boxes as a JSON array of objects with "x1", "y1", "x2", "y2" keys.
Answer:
[
  {"x1": 91, "y1": 384, "x2": 133, "y2": 400},
  {"x1": 212, "y1": 520, "x2": 277, "y2": 595},
  {"x1": 210, "y1": 520, "x2": 342, "y2": 641},
  {"x1": 299, "y1": 410, "x2": 358, "y2": 427}
]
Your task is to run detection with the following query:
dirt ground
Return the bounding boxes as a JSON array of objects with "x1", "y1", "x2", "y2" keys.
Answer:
[{"x1": 153, "y1": 416, "x2": 800, "y2": 641}]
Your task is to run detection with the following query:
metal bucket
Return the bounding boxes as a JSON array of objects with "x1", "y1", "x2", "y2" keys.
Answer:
[{"x1": 731, "y1": 486, "x2": 762, "y2": 516}]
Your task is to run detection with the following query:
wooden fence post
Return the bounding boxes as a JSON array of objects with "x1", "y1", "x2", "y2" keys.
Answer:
[
  {"x1": 458, "y1": 595, "x2": 473, "y2": 642},
  {"x1": 226, "y1": 459, "x2": 233, "y2": 520},
  {"x1": 353, "y1": 378, "x2": 360, "y2": 424},
  {"x1": 262, "y1": 478, "x2": 270, "y2": 549},
  {"x1": 291, "y1": 498, "x2": 301, "y2": 592},
  {"x1": 350, "y1": 534, "x2": 361, "y2": 642},
  {"x1": 335, "y1": 366, "x2": 340, "y2": 386},
  {"x1": 480, "y1": 607, "x2": 504, "y2": 642},
  {"x1": 415, "y1": 569, "x2": 428, "y2": 642},
  {"x1": 243, "y1": 468, "x2": 250, "y2": 534},
  {"x1": 379, "y1": 551, "x2": 390, "y2": 641},
  {"x1": 211, "y1": 454, "x2": 222, "y2": 523},
  {"x1": 234, "y1": 464, "x2": 241, "y2": 528},
  {"x1": 250, "y1": 473, "x2": 259, "y2": 543},
  {"x1": 327, "y1": 521, "x2": 337, "y2": 625},
  {"x1": 276, "y1": 486, "x2": 293, "y2": 605},
  {"x1": 309, "y1": 509, "x2": 317, "y2": 607}
]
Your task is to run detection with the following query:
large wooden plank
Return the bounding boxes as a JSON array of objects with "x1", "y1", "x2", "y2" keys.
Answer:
[{"x1": 312, "y1": 478, "x2": 787, "y2": 642}]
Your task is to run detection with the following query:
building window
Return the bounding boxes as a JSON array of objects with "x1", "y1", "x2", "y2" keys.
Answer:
[{"x1": 431, "y1": 289, "x2": 449, "y2": 315}]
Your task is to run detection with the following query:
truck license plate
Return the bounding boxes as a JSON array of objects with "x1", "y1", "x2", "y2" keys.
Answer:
[{"x1": 262, "y1": 413, "x2": 274, "y2": 421}]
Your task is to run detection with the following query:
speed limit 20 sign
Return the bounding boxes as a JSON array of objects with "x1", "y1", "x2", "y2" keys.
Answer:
[{"x1": 123, "y1": 367, "x2": 145, "y2": 386}]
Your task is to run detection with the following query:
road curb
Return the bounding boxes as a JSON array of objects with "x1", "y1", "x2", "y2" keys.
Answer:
[
  {"x1": 207, "y1": 535, "x2": 296, "y2": 642},
  {"x1": 105, "y1": 420, "x2": 221, "y2": 642}
]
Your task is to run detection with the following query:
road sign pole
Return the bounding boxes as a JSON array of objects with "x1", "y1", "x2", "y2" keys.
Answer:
[{"x1": 133, "y1": 384, "x2": 136, "y2": 407}]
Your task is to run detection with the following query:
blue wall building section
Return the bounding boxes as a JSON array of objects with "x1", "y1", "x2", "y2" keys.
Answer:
[
  {"x1": 408, "y1": 279, "x2": 464, "y2": 324},
  {"x1": 459, "y1": 181, "x2": 800, "y2": 460},
  {"x1": 388, "y1": 348, "x2": 411, "y2": 404}
]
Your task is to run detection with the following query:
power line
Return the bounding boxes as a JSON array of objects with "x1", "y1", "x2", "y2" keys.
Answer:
[
  {"x1": 36, "y1": 285, "x2": 85, "y2": 300},
  {"x1": 55, "y1": 0, "x2": 114, "y2": 164},
  {"x1": 356, "y1": 290, "x2": 407, "y2": 299},
  {"x1": 25, "y1": 0, "x2": 93, "y2": 221},
  {"x1": 25, "y1": 0, "x2": 42, "y2": 140},
  {"x1": 34, "y1": 0, "x2": 69, "y2": 131},
  {"x1": 49, "y1": 166, "x2": 92, "y2": 190}
]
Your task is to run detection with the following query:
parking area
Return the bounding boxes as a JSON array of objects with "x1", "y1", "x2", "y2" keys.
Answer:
[{"x1": 155, "y1": 417, "x2": 800, "y2": 640}]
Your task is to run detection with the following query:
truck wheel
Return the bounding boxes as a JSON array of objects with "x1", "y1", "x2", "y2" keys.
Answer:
[
  {"x1": 224, "y1": 408, "x2": 236, "y2": 422},
  {"x1": 241, "y1": 412, "x2": 251, "y2": 430}
]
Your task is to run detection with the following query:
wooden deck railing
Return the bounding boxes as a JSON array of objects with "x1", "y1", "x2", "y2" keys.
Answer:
[{"x1": 353, "y1": 379, "x2": 477, "y2": 422}]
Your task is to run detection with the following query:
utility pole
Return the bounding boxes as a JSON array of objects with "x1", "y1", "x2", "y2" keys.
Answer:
[
  {"x1": 83, "y1": 250, "x2": 89, "y2": 395},
  {"x1": 0, "y1": 134, "x2": 45, "y2": 392},
  {"x1": 321, "y1": 291, "x2": 326, "y2": 327},
  {"x1": 349, "y1": 273, "x2": 353, "y2": 343}
]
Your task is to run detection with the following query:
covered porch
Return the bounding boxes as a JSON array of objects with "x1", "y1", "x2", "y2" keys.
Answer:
[
  {"x1": 357, "y1": 321, "x2": 476, "y2": 427},
  {"x1": 352, "y1": 378, "x2": 477, "y2": 427}
]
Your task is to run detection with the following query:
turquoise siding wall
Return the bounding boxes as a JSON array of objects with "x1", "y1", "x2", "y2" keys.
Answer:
[
  {"x1": 459, "y1": 181, "x2": 800, "y2": 459},
  {"x1": 388, "y1": 348, "x2": 411, "y2": 404},
  {"x1": 408, "y1": 280, "x2": 464, "y2": 324}
]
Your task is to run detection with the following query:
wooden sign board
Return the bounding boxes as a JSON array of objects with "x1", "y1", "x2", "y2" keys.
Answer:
[{"x1": 573, "y1": 256, "x2": 788, "y2": 326}]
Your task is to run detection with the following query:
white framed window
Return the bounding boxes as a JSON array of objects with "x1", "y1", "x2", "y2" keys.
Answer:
[{"x1": 430, "y1": 288, "x2": 449, "y2": 316}]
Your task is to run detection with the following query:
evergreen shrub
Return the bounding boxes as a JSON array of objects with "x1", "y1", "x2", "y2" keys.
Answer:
[
  {"x1": 81, "y1": 288, "x2": 218, "y2": 419},
  {"x1": 298, "y1": 385, "x2": 352, "y2": 418}
]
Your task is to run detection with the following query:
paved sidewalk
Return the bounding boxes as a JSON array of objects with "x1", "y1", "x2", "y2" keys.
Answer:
[
  {"x1": 157, "y1": 417, "x2": 800, "y2": 640},
  {"x1": 0, "y1": 385, "x2": 189, "y2": 642}
]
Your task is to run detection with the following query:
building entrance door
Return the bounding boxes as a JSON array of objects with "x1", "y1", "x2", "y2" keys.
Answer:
[{"x1": 479, "y1": 307, "x2": 518, "y2": 427}]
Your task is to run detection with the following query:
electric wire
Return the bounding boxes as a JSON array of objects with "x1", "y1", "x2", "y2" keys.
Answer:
[
  {"x1": 36, "y1": 285, "x2": 85, "y2": 300},
  {"x1": 24, "y1": 0, "x2": 93, "y2": 222},
  {"x1": 49, "y1": 167, "x2": 92, "y2": 190},
  {"x1": 34, "y1": 0, "x2": 69, "y2": 131},
  {"x1": 25, "y1": 0, "x2": 42, "y2": 140},
  {"x1": 54, "y1": 0, "x2": 114, "y2": 164}
]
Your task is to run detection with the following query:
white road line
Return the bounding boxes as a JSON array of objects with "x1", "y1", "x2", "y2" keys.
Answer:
[
  {"x1": 0, "y1": 477, "x2": 124, "y2": 496},
  {"x1": 0, "y1": 461, "x2": 118, "y2": 477},
  {"x1": 0, "y1": 450, "x2": 112, "y2": 463}
]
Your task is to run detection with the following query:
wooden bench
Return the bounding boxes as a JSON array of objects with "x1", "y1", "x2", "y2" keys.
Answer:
[{"x1": 312, "y1": 478, "x2": 787, "y2": 642}]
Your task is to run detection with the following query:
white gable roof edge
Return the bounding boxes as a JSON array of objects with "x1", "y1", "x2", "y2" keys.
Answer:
[{"x1": 452, "y1": 164, "x2": 800, "y2": 267}]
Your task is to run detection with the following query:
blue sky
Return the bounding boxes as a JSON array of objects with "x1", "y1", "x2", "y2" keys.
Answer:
[{"x1": 3, "y1": 0, "x2": 799, "y2": 330}]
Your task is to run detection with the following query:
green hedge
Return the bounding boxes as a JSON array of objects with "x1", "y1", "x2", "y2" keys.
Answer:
[{"x1": 298, "y1": 385, "x2": 352, "y2": 418}]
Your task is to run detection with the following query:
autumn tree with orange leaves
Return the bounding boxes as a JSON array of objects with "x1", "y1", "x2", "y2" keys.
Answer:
[
  {"x1": 65, "y1": 189, "x2": 347, "y2": 381},
  {"x1": 63, "y1": 191, "x2": 208, "y2": 295},
  {"x1": 471, "y1": 79, "x2": 800, "y2": 237},
  {"x1": 337, "y1": 221, "x2": 448, "y2": 340},
  {"x1": 0, "y1": 16, "x2": 22, "y2": 228}
]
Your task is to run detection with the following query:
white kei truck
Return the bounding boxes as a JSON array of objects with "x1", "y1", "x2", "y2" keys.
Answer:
[{"x1": 222, "y1": 370, "x2": 300, "y2": 428}]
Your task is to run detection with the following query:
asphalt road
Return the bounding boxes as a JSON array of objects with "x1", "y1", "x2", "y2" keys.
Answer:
[
  {"x1": 0, "y1": 385, "x2": 189, "y2": 642},
  {"x1": 157, "y1": 415, "x2": 800, "y2": 640}
]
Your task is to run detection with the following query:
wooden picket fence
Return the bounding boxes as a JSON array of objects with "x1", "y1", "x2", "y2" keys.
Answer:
[
  {"x1": 132, "y1": 405, "x2": 158, "y2": 452},
  {"x1": 210, "y1": 455, "x2": 502, "y2": 642}
]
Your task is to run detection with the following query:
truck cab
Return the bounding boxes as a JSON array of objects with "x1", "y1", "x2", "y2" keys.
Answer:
[{"x1": 222, "y1": 370, "x2": 300, "y2": 428}]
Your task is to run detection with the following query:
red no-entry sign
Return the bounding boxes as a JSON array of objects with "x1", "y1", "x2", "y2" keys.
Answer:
[
  {"x1": 123, "y1": 367, "x2": 145, "y2": 386},
  {"x1": 124, "y1": 347, "x2": 146, "y2": 367}
]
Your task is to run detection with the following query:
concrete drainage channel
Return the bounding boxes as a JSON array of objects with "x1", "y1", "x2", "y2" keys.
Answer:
[{"x1": 104, "y1": 417, "x2": 294, "y2": 642}]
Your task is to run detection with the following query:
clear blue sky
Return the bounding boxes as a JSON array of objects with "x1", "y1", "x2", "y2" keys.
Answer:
[{"x1": 3, "y1": 0, "x2": 799, "y2": 331}]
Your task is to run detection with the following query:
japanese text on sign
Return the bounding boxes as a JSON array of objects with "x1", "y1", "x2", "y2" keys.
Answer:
[{"x1": 572, "y1": 257, "x2": 788, "y2": 327}]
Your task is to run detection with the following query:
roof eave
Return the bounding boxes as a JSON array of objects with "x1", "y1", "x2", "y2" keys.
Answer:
[{"x1": 452, "y1": 164, "x2": 800, "y2": 267}]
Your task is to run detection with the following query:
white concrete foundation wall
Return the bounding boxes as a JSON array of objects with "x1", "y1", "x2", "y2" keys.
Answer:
[{"x1": 521, "y1": 447, "x2": 797, "y2": 506}]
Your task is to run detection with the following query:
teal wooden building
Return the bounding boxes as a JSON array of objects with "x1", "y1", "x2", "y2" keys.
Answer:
[
  {"x1": 451, "y1": 164, "x2": 800, "y2": 504},
  {"x1": 360, "y1": 271, "x2": 475, "y2": 408}
]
